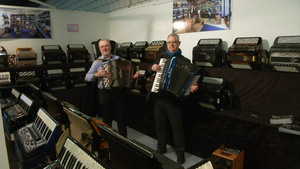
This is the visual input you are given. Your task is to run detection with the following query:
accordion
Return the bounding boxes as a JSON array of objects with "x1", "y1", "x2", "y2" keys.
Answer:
[
  {"x1": 0, "y1": 46, "x2": 9, "y2": 67},
  {"x1": 197, "y1": 77, "x2": 233, "y2": 111},
  {"x1": 43, "y1": 68, "x2": 69, "y2": 91},
  {"x1": 100, "y1": 59, "x2": 134, "y2": 89},
  {"x1": 42, "y1": 45, "x2": 67, "y2": 64},
  {"x1": 192, "y1": 38, "x2": 226, "y2": 67},
  {"x1": 227, "y1": 37, "x2": 268, "y2": 70},
  {"x1": 14, "y1": 108, "x2": 60, "y2": 169},
  {"x1": 269, "y1": 35, "x2": 300, "y2": 72},
  {"x1": 44, "y1": 137, "x2": 110, "y2": 169},
  {"x1": 145, "y1": 40, "x2": 167, "y2": 63},
  {"x1": 151, "y1": 57, "x2": 201, "y2": 98},
  {"x1": 67, "y1": 44, "x2": 90, "y2": 63},
  {"x1": 16, "y1": 47, "x2": 37, "y2": 66},
  {"x1": 128, "y1": 41, "x2": 149, "y2": 63},
  {"x1": 3, "y1": 93, "x2": 34, "y2": 141},
  {"x1": 116, "y1": 42, "x2": 133, "y2": 60}
]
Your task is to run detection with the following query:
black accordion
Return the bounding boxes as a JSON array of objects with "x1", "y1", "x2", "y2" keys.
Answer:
[
  {"x1": 192, "y1": 38, "x2": 226, "y2": 67},
  {"x1": 269, "y1": 35, "x2": 300, "y2": 72},
  {"x1": 197, "y1": 77, "x2": 233, "y2": 111},
  {"x1": 116, "y1": 42, "x2": 133, "y2": 60},
  {"x1": 151, "y1": 57, "x2": 201, "y2": 98},
  {"x1": 227, "y1": 37, "x2": 268, "y2": 70},
  {"x1": 100, "y1": 59, "x2": 134, "y2": 89},
  {"x1": 0, "y1": 46, "x2": 9, "y2": 67},
  {"x1": 42, "y1": 45, "x2": 67, "y2": 64},
  {"x1": 128, "y1": 41, "x2": 149, "y2": 63},
  {"x1": 67, "y1": 44, "x2": 90, "y2": 63}
]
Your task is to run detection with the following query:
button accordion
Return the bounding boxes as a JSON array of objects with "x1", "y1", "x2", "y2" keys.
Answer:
[
  {"x1": 42, "y1": 45, "x2": 67, "y2": 64},
  {"x1": 269, "y1": 35, "x2": 300, "y2": 72},
  {"x1": 44, "y1": 137, "x2": 110, "y2": 169},
  {"x1": 0, "y1": 46, "x2": 9, "y2": 67},
  {"x1": 227, "y1": 37, "x2": 268, "y2": 70},
  {"x1": 44, "y1": 68, "x2": 69, "y2": 91},
  {"x1": 192, "y1": 38, "x2": 226, "y2": 67},
  {"x1": 151, "y1": 57, "x2": 201, "y2": 98},
  {"x1": 67, "y1": 44, "x2": 90, "y2": 63},
  {"x1": 145, "y1": 40, "x2": 167, "y2": 63},
  {"x1": 128, "y1": 41, "x2": 149, "y2": 63},
  {"x1": 15, "y1": 47, "x2": 37, "y2": 66},
  {"x1": 0, "y1": 71, "x2": 11, "y2": 85},
  {"x1": 100, "y1": 59, "x2": 134, "y2": 89},
  {"x1": 14, "y1": 108, "x2": 60, "y2": 168},
  {"x1": 116, "y1": 42, "x2": 133, "y2": 60}
]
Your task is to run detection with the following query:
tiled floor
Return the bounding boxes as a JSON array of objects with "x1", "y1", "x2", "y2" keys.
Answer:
[{"x1": 112, "y1": 121, "x2": 203, "y2": 169}]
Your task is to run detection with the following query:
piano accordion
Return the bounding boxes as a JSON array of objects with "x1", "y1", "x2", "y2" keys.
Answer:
[
  {"x1": 3, "y1": 93, "x2": 34, "y2": 141},
  {"x1": 145, "y1": 40, "x2": 167, "y2": 63},
  {"x1": 42, "y1": 45, "x2": 67, "y2": 64},
  {"x1": 44, "y1": 137, "x2": 110, "y2": 169},
  {"x1": 14, "y1": 108, "x2": 60, "y2": 168},
  {"x1": 192, "y1": 38, "x2": 226, "y2": 67},
  {"x1": 100, "y1": 59, "x2": 134, "y2": 89},
  {"x1": 269, "y1": 35, "x2": 300, "y2": 72},
  {"x1": 67, "y1": 44, "x2": 90, "y2": 63},
  {"x1": 227, "y1": 37, "x2": 268, "y2": 70},
  {"x1": 151, "y1": 57, "x2": 201, "y2": 98},
  {"x1": 15, "y1": 47, "x2": 37, "y2": 67}
]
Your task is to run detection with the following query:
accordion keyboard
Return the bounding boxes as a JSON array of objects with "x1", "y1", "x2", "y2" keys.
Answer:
[
  {"x1": 151, "y1": 58, "x2": 167, "y2": 93},
  {"x1": 57, "y1": 137, "x2": 108, "y2": 169}
]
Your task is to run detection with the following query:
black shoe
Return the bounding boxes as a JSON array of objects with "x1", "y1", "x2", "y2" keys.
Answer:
[
  {"x1": 176, "y1": 152, "x2": 185, "y2": 164},
  {"x1": 156, "y1": 147, "x2": 167, "y2": 154}
]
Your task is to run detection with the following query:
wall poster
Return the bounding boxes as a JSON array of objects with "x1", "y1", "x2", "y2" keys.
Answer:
[
  {"x1": 0, "y1": 6, "x2": 51, "y2": 39},
  {"x1": 173, "y1": 0, "x2": 231, "y2": 34}
]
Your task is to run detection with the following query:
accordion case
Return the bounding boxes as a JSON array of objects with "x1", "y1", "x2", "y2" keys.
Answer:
[
  {"x1": 192, "y1": 38, "x2": 226, "y2": 67},
  {"x1": 269, "y1": 35, "x2": 300, "y2": 72},
  {"x1": 227, "y1": 37, "x2": 268, "y2": 70},
  {"x1": 197, "y1": 77, "x2": 232, "y2": 111},
  {"x1": 42, "y1": 45, "x2": 67, "y2": 64}
]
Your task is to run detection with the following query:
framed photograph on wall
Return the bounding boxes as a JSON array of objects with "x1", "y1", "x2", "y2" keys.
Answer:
[
  {"x1": 173, "y1": 0, "x2": 231, "y2": 34},
  {"x1": 0, "y1": 5, "x2": 51, "y2": 39}
]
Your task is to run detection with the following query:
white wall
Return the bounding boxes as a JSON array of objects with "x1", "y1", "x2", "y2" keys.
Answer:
[
  {"x1": 109, "y1": 0, "x2": 300, "y2": 61},
  {"x1": 0, "y1": 6, "x2": 109, "y2": 64}
]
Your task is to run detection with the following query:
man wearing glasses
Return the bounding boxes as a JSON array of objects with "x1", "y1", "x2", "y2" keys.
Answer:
[{"x1": 148, "y1": 33, "x2": 198, "y2": 164}]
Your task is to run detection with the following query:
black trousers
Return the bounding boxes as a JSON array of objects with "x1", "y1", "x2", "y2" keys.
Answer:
[
  {"x1": 98, "y1": 89, "x2": 127, "y2": 138},
  {"x1": 154, "y1": 95, "x2": 185, "y2": 152}
]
